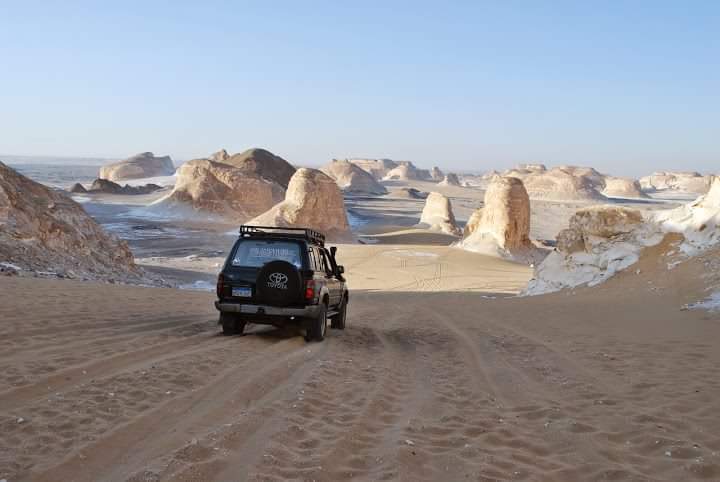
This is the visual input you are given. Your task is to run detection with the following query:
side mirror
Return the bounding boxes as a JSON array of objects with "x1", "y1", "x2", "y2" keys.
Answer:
[{"x1": 337, "y1": 265, "x2": 345, "y2": 275}]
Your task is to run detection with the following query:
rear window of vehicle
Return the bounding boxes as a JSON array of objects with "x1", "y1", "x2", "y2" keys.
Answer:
[{"x1": 231, "y1": 240, "x2": 303, "y2": 268}]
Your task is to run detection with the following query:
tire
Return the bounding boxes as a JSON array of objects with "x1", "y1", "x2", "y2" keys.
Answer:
[
  {"x1": 255, "y1": 260, "x2": 303, "y2": 307},
  {"x1": 305, "y1": 303, "x2": 327, "y2": 342},
  {"x1": 330, "y1": 295, "x2": 347, "y2": 330},
  {"x1": 220, "y1": 313, "x2": 246, "y2": 336}
]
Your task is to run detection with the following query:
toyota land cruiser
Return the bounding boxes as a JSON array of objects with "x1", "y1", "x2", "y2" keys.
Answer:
[{"x1": 215, "y1": 225, "x2": 348, "y2": 342}]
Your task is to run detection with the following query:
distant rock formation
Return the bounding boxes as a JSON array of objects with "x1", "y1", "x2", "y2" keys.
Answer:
[
  {"x1": 99, "y1": 152, "x2": 175, "y2": 181},
  {"x1": 431, "y1": 166, "x2": 444, "y2": 181},
  {"x1": 383, "y1": 162, "x2": 431, "y2": 181},
  {"x1": 439, "y1": 173, "x2": 461, "y2": 187},
  {"x1": 247, "y1": 168, "x2": 352, "y2": 241},
  {"x1": 417, "y1": 192, "x2": 461, "y2": 236},
  {"x1": 503, "y1": 164, "x2": 547, "y2": 179},
  {"x1": 522, "y1": 167, "x2": 607, "y2": 201},
  {"x1": 83, "y1": 179, "x2": 163, "y2": 195},
  {"x1": 347, "y1": 159, "x2": 398, "y2": 180},
  {"x1": 395, "y1": 187, "x2": 429, "y2": 199},
  {"x1": 69, "y1": 183, "x2": 87, "y2": 194},
  {"x1": 0, "y1": 162, "x2": 147, "y2": 282},
  {"x1": 154, "y1": 159, "x2": 284, "y2": 221},
  {"x1": 640, "y1": 171, "x2": 712, "y2": 195},
  {"x1": 602, "y1": 177, "x2": 649, "y2": 199},
  {"x1": 457, "y1": 177, "x2": 541, "y2": 262},
  {"x1": 221, "y1": 148, "x2": 296, "y2": 189},
  {"x1": 321, "y1": 160, "x2": 387, "y2": 195}
]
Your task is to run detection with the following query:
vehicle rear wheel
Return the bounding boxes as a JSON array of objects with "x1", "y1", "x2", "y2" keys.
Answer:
[
  {"x1": 220, "y1": 313, "x2": 246, "y2": 336},
  {"x1": 305, "y1": 303, "x2": 327, "y2": 342},
  {"x1": 330, "y1": 296, "x2": 347, "y2": 330}
]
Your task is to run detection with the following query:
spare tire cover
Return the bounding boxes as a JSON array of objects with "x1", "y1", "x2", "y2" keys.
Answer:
[{"x1": 255, "y1": 260, "x2": 303, "y2": 307}]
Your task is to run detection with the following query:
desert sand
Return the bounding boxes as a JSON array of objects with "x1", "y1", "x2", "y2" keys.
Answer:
[{"x1": 2, "y1": 237, "x2": 720, "y2": 481}]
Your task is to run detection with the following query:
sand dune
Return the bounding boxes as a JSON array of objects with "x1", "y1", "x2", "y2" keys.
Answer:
[{"x1": 2, "y1": 239, "x2": 720, "y2": 481}]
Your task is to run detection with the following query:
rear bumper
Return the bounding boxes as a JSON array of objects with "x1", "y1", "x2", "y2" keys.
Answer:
[{"x1": 215, "y1": 301, "x2": 319, "y2": 318}]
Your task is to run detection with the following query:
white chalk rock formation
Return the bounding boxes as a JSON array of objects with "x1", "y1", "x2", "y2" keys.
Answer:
[
  {"x1": 221, "y1": 148, "x2": 296, "y2": 188},
  {"x1": 522, "y1": 167, "x2": 607, "y2": 201},
  {"x1": 248, "y1": 168, "x2": 352, "y2": 241},
  {"x1": 502, "y1": 164, "x2": 547, "y2": 179},
  {"x1": 154, "y1": 159, "x2": 284, "y2": 221},
  {"x1": 321, "y1": 160, "x2": 387, "y2": 195},
  {"x1": 526, "y1": 177, "x2": 720, "y2": 295},
  {"x1": 439, "y1": 173, "x2": 461, "y2": 187},
  {"x1": 417, "y1": 192, "x2": 461, "y2": 236},
  {"x1": 640, "y1": 171, "x2": 712, "y2": 195},
  {"x1": 525, "y1": 206, "x2": 663, "y2": 295},
  {"x1": 383, "y1": 162, "x2": 430, "y2": 181},
  {"x1": 347, "y1": 158, "x2": 398, "y2": 180},
  {"x1": 457, "y1": 177, "x2": 541, "y2": 261},
  {"x1": 99, "y1": 152, "x2": 175, "y2": 181},
  {"x1": 602, "y1": 177, "x2": 649, "y2": 199},
  {"x1": 0, "y1": 162, "x2": 146, "y2": 282}
]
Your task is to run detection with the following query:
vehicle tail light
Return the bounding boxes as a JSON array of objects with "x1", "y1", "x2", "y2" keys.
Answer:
[
  {"x1": 216, "y1": 273, "x2": 225, "y2": 298},
  {"x1": 304, "y1": 279, "x2": 315, "y2": 302}
]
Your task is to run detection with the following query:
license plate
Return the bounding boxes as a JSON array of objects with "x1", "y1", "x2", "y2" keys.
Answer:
[{"x1": 232, "y1": 287, "x2": 252, "y2": 298}]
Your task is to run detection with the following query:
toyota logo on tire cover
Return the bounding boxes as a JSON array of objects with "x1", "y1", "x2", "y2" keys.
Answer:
[{"x1": 267, "y1": 272, "x2": 289, "y2": 289}]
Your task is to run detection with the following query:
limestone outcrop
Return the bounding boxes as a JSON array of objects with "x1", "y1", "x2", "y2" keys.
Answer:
[
  {"x1": 99, "y1": 152, "x2": 175, "y2": 181},
  {"x1": 347, "y1": 159, "x2": 398, "y2": 180},
  {"x1": 153, "y1": 159, "x2": 284, "y2": 221},
  {"x1": 457, "y1": 177, "x2": 539, "y2": 260},
  {"x1": 640, "y1": 171, "x2": 713, "y2": 195},
  {"x1": 602, "y1": 177, "x2": 649, "y2": 199},
  {"x1": 221, "y1": 148, "x2": 296, "y2": 188},
  {"x1": 417, "y1": 192, "x2": 461, "y2": 236},
  {"x1": 247, "y1": 168, "x2": 352, "y2": 241},
  {"x1": 0, "y1": 162, "x2": 147, "y2": 282},
  {"x1": 321, "y1": 160, "x2": 387, "y2": 195}
]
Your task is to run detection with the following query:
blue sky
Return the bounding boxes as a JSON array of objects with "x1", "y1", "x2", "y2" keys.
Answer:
[{"x1": 1, "y1": 1, "x2": 718, "y2": 176}]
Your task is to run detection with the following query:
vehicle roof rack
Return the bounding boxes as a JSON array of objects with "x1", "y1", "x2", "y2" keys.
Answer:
[{"x1": 239, "y1": 225, "x2": 325, "y2": 247}]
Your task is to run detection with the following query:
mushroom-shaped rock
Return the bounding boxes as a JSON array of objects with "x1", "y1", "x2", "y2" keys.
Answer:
[
  {"x1": 417, "y1": 192, "x2": 461, "y2": 236},
  {"x1": 247, "y1": 168, "x2": 352, "y2": 241},
  {"x1": 321, "y1": 160, "x2": 387, "y2": 195},
  {"x1": 439, "y1": 173, "x2": 461, "y2": 187},
  {"x1": 221, "y1": 148, "x2": 296, "y2": 189},
  {"x1": 457, "y1": 177, "x2": 535, "y2": 258},
  {"x1": 0, "y1": 162, "x2": 145, "y2": 282},
  {"x1": 431, "y1": 166, "x2": 444, "y2": 181},
  {"x1": 153, "y1": 159, "x2": 284, "y2": 221},
  {"x1": 99, "y1": 152, "x2": 175, "y2": 181},
  {"x1": 602, "y1": 177, "x2": 649, "y2": 199}
]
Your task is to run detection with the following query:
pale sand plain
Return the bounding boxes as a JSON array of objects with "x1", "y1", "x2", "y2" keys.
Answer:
[{"x1": 2, "y1": 179, "x2": 719, "y2": 481}]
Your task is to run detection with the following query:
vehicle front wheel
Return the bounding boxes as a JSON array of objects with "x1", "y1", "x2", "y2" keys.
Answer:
[
  {"x1": 330, "y1": 296, "x2": 347, "y2": 330},
  {"x1": 305, "y1": 303, "x2": 327, "y2": 342},
  {"x1": 220, "y1": 313, "x2": 246, "y2": 336}
]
